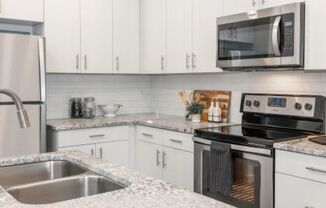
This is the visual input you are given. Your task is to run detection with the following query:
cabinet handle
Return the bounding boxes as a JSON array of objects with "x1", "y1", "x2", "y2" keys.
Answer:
[
  {"x1": 89, "y1": 134, "x2": 105, "y2": 138},
  {"x1": 252, "y1": 0, "x2": 256, "y2": 7},
  {"x1": 186, "y1": 54, "x2": 190, "y2": 70},
  {"x1": 161, "y1": 56, "x2": 165, "y2": 71},
  {"x1": 84, "y1": 55, "x2": 87, "y2": 71},
  {"x1": 142, "y1": 133, "x2": 153, "y2": 138},
  {"x1": 91, "y1": 148, "x2": 95, "y2": 157},
  {"x1": 306, "y1": 166, "x2": 326, "y2": 174},
  {"x1": 192, "y1": 53, "x2": 196, "y2": 70},
  {"x1": 156, "y1": 150, "x2": 161, "y2": 166},
  {"x1": 162, "y1": 151, "x2": 167, "y2": 168},
  {"x1": 305, "y1": 206, "x2": 314, "y2": 208},
  {"x1": 116, "y1": 56, "x2": 120, "y2": 71},
  {"x1": 76, "y1": 54, "x2": 80, "y2": 71},
  {"x1": 99, "y1": 147, "x2": 103, "y2": 159},
  {"x1": 169, "y1": 139, "x2": 183, "y2": 144}
]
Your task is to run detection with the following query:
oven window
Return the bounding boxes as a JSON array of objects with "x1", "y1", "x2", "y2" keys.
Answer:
[
  {"x1": 202, "y1": 151, "x2": 261, "y2": 208},
  {"x1": 218, "y1": 14, "x2": 294, "y2": 61}
]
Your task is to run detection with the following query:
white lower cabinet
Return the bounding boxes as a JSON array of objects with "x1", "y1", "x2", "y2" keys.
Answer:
[
  {"x1": 275, "y1": 150, "x2": 326, "y2": 208},
  {"x1": 48, "y1": 126, "x2": 130, "y2": 168},
  {"x1": 136, "y1": 126, "x2": 194, "y2": 191}
]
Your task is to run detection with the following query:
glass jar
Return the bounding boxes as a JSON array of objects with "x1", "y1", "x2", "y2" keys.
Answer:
[
  {"x1": 83, "y1": 97, "x2": 96, "y2": 119},
  {"x1": 70, "y1": 98, "x2": 83, "y2": 119}
]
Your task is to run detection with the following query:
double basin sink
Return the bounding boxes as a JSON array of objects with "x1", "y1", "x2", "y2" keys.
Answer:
[{"x1": 0, "y1": 160, "x2": 126, "y2": 205}]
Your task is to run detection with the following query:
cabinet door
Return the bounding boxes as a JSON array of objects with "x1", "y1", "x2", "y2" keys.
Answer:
[
  {"x1": 96, "y1": 141, "x2": 129, "y2": 167},
  {"x1": 0, "y1": 0, "x2": 44, "y2": 22},
  {"x1": 136, "y1": 141, "x2": 163, "y2": 179},
  {"x1": 163, "y1": 147, "x2": 194, "y2": 191},
  {"x1": 44, "y1": 0, "x2": 81, "y2": 73},
  {"x1": 140, "y1": 0, "x2": 167, "y2": 74},
  {"x1": 113, "y1": 0, "x2": 140, "y2": 74},
  {"x1": 80, "y1": 0, "x2": 113, "y2": 74},
  {"x1": 305, "y1": 1, "x2": 326, "y2": 70},
  {"x1": 193, "y1": 0, "x2": 223, "y2": 73},
  {"x1": 59, "y1": 144, "x2": 95, "y2": 157},
  {"x1": 166, "y1": 0, "x2": 192, "y2": 73},
  {"x1": 223, "y1": 0, "x2": 259, "y2": 16},
  {"x1": 275, "y1": 173, "x2": 326, "y2": 208}
]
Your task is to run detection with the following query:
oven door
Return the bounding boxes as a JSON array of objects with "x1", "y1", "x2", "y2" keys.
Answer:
[
  {"x1": 194, "y1": 138, "x2": 273, "y2": 208},
  {"x1": 217, "y1": 2, "x2": 304, "y2": 69}
]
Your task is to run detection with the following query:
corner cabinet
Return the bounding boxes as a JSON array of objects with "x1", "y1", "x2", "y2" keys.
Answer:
[
  {"x1": 275, "y1": 150, "x2": 326, "y2": 208},
  {"x1": 136, "y1": 126, "x2": 194, "y2": 191},
  {"x1": 0, "y1": 0, "x2": 44, "y2": 23},
  {"x1": 47, "y1": 126, "x2": 130, "y2": 168}
]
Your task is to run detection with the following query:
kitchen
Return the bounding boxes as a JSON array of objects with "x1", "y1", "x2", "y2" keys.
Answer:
[{"x1": 0, "y1": 0, "x2": 326, "y2": 207}]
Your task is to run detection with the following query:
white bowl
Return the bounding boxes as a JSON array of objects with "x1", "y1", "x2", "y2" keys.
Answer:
[{"x1": 98, "y1": 104, "x2": 123, "y2": 118}]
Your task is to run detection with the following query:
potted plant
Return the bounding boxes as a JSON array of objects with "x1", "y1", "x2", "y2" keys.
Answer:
[{"x1": 186, "y1": 102, "x2": 205, "y2": 123}]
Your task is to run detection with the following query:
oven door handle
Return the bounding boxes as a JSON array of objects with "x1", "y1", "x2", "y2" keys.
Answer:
[
  {"x1": 193, "y1": 137, "x2": 272, "y2": 156},
  {"x1": 272, "y1": 16, "x2": 282, "y2": 57}
]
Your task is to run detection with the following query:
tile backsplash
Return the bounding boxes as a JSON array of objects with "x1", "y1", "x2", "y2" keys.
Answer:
[
  {"x1": 46, "y1": 74, "x2": 151, "y2": 119},
  {"x1": 47, "y1": 71, "x2": 326, "y2": 123}
]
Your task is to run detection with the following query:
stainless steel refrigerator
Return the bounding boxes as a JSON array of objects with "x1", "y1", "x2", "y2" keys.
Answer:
[{"x1": 0, "y1": 33, "x2": 46, "y2": 158}]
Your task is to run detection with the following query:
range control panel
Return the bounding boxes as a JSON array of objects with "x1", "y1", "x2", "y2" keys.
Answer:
[{"x1": 242, "y1": 94, "x2": 316, "y2": 118}]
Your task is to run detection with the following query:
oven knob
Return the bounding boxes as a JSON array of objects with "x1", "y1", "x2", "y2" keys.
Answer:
[
  {"x1": 253, "y1": 100, "x2": 260, "y2": 107},
  {"x1": 245, "y1": 100, "x2": 252, "y2": 107},
  {"x1": 305, "y1": 103, "x2": 313, "y2": 111},
  {"x1": 294, "y1": 103, "x2": 302, "y2": 110}
]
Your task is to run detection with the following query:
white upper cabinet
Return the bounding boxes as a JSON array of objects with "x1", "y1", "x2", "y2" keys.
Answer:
[
  {"x1": 223, "y1": 0, "x2": 259, "y2": 16},
  {"x1": 80, "y1": 0, "x2": 113, "y2": 74},
  {"x1": 260, "y1": 0, "x2": 301, "y2": 9},
  {"x1": 192, "y1": 0, "x2": 223, "y2": 73},
  {"x1": 140, "y1": 0, "x2": 167, "y2": 74},
  {"x1": 113, "y1": 0, "x2": 140, "y2": 74},
  {"x1": 0, "y1": 0, "x2": 44, "y2": 23},
  {"x1": 304, "y1": 0, "x2": 326, "y2": 70},
  {"x1": 44, "y1": 0, "x2": 81, "y2": 73},
  {"x1": 166, "y1": 0, "x2": 193, "y2": 73}
]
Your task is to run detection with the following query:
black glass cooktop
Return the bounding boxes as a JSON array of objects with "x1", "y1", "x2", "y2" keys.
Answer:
[{"x1": 194, "y1": 125, "x2": 310, "y2": 148}]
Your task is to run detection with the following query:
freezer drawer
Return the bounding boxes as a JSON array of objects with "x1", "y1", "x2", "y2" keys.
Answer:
[{"x1": 0, "y1": 104, "x2": 45, "y2": 158}]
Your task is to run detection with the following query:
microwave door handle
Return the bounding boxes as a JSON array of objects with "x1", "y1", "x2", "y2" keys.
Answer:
[{"x1": 272, "y1": 16, "x2": 282, "y2": 56}]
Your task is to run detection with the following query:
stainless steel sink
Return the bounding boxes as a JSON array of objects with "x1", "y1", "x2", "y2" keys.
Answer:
[
  {"x1": 0, "y1": 161, "x2": 87, "y2": 188},
  {"x1": 6, "y1": 175, "x2": 126, "y2": 205}
]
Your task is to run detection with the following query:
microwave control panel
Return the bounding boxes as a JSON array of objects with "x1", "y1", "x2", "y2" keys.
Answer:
[{"x1": 281, "y1": 13, "x2": 295, "y2": 57}]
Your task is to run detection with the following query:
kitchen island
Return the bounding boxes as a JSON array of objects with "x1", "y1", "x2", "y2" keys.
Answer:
[{"x1": 0, "y1": 151, "x2": 235, "y2": 208}]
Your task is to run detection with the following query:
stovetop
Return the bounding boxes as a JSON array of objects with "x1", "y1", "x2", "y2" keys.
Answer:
[{"x1": 194, "y1": 125, "x2": 312, "y2": 148}]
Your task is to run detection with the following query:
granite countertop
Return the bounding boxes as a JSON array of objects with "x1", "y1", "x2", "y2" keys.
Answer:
[
  {"x1": 47, "y1": 113, "x2": 235, "y2": 134},
  {"x1": 274, "y1": 137, "x2": 326, "y2": 158},
  {"x1": 0, "y1": 151, "x2": 235, "y2": 208}
]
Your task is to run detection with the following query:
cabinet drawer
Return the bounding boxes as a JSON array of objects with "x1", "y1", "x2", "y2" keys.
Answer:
[
  {"x1": 56, "y1": 126, "x2": 129, "y2": 147},
  {"x1": 163, "y1": 130, "x2": 194, "y2": 152},
  {"x1": 137, "y1": 126, "x2": 163, "y2": 145},
  {"x1": 276, "y1": 150, "x2": 326, "y2": 183}
]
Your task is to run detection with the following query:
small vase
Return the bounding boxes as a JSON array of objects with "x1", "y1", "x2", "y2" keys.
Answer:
[{"x1": 192, "y1": 114, "x2": 201, "y2": 123}]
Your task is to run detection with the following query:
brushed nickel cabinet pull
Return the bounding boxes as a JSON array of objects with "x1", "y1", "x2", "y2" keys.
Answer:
[
  {"x1": 84, "y1": 55, "x2": 87, "y2": 70},
  {"x1": 142, "y1": 133, "x2": 153, "y2": 138},
  {"x1": 116, "y1": 56, "x2": 120, "y2": 71},
  {"x1": 169, "y1": 139, "x2": 183, "y2": 144},
  {"x1": 156, "y1": 150, "x2": 161, "y2": 166},
  {"x1": 306, "y1": 166, "x2": 326, "y2": 174},
  {"x1": 192, "y1": 53, "x2": 196, "y2": 70},
  {"x1": 89, "y1": 134, "x2": 105, "y2": 138},
  {"x1": 76, "y1": 54, "x2": 80, "y2": 71},
  {"x1": 99, "y1": 147, "x2": 103, "y2": 159},
  {"x1": 163, "y1": 151, "x2": 167, "y2": 168},
  {"x1": 186, "y1": 54, "x2": 190, "y2": 70},
  {"x1": 91, "y1": 148, "x2": 94, "y2": 156},
  {"x1": 161, "y1": 56, "x2": 165, "y2": 71}
]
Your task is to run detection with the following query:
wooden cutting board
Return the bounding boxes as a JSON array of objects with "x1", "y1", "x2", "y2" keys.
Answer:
[{"x1": 193, "y1": 90, "x2": 231, "y2": 122}]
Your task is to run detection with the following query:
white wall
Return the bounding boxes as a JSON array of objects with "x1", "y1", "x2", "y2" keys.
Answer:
[
  {"x1": 150, "y1": 72, "x2": 326, "y2": 123},
  {"x1": 46, "y1": 74, "x2": 151, "y2": 119},
  {"x1": 47, "y1": 71, "x2": 326, "y2": 123}
]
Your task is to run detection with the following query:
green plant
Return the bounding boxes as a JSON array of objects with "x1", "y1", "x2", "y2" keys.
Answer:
[{"x1": 186, "y1": 102, "x2": 204, "y2": 114}]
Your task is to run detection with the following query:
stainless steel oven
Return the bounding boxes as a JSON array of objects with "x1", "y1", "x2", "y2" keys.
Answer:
[
  {"x1": 194, "y1": 137, "x2": 273, "y2": 208},
  {"x1": 217, "y1": 2, "x2": 305, "y2": 70}
]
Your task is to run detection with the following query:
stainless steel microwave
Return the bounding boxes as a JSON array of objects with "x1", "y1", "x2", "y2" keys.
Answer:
[{"x1": 217, "y1": 2, "x2": 305, "y2": 70}]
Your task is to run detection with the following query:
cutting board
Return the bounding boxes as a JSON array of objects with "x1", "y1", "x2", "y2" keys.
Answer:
[{"x1": 193, "y1": 90, "x2": 231, "y2": 122}]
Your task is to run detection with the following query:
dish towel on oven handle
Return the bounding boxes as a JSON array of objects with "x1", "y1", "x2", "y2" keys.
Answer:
[{"x1": 210, "y1": 141, "x2": 233, "y2": 195}]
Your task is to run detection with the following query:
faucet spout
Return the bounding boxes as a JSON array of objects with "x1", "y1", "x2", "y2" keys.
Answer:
[{"x1": 0, "y1": 89, "x2": 30, "y2": 128}]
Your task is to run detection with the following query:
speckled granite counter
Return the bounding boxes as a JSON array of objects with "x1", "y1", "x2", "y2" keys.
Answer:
[
  {"x1": 0, "y1": 151, "x2": 235, "y2": 208},
  {"x1": 274, "y1": 137, "x2": 326, "y2": 158},
  {"x1": 47, "y1": 113, "x2": 235, "y2": 134}
]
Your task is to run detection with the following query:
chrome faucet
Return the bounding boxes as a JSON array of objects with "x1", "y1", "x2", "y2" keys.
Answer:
[{"x1": 0, "y1": 89, "x2": 30, "y2": 128}]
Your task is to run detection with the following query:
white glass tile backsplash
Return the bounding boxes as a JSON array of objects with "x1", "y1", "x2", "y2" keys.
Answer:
[{"x1": 47, "y1": 72, "x2": 326, "y2": 122}]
